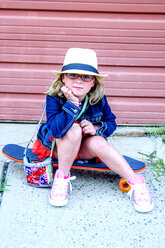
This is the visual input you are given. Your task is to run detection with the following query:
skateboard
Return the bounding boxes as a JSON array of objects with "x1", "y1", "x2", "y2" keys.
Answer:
[{"x1": 2, "y1": 144, "x2": 146, "y2": 192}]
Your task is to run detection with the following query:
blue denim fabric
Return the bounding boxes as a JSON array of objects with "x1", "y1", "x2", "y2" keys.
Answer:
[{"x1": 37, "y1": 94, "x2": 117, "y2": 150}]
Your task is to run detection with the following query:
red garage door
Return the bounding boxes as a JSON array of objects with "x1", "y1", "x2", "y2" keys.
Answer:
[{"x1": 0, "y1": 0, "x2": 165, "y2": 124}]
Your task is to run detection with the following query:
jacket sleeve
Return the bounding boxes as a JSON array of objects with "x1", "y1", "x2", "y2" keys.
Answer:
[
  {"x1": 46, "y1": 95, "x2": 80, "y2": 138},
  {"x1": 95, "y1": 96, "x2": 117, "y2": 138}
]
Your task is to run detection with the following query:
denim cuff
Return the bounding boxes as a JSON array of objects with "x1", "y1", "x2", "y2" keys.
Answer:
[
  {"x1": 95, "y1": 122, "x2": 107, "y2": 137},
  {"x1": 62, "y1": 100, "x2": 81, "y2": 119}
]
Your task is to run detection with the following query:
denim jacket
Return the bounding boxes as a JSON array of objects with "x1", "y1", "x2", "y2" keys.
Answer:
[{"x1": 37, "y1": 94, "x2": 117, "y2": 150}]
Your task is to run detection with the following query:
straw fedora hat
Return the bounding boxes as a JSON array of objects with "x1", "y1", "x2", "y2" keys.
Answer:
[{"x1": 53, "y1": 48, "x2": 108, "y2": 78}]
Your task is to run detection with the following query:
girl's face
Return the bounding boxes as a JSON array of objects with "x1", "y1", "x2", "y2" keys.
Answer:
[{"x1": 62, "y1": 73, "x2": 95, "y2": 101}]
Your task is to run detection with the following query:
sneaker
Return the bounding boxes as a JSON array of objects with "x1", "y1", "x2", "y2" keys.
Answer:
[
  {"x1": 128, "y1": 175, "x2": 154, "y2": 213},
  {"x1": 49, "y1": 169, "x2": 76, "y2": 207}
]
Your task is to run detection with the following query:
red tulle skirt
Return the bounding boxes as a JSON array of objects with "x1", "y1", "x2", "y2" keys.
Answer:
[{"x1": 32, "y1": 139, "x2": 53, "y2": 161}]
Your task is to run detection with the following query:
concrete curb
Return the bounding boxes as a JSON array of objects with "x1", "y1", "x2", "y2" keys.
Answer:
[{"x1": 112, "y1": 126, "x2": 149, "y2": 137}]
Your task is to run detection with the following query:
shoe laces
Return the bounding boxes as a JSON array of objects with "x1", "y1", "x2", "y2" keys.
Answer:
[
  {"x1": 127, "y1": 183, "x2": 151, "y2": 203},
  {"x1": 51, "y1": 176, "x2": 76, "y2": 197}
]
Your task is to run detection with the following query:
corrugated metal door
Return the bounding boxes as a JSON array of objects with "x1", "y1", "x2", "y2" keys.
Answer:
[{"x1": 0, "y1": 0, "x2": 165, "y2": 124}]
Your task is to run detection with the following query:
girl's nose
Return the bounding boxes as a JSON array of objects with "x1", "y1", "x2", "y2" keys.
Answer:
[{"x1": 75, "y1": 76, "x2": 83, "y2": 83}]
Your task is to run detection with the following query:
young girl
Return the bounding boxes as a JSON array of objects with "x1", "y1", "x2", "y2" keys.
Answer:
[{"x1": 33, "y1": 48, "x2": 153, "y2": 212}]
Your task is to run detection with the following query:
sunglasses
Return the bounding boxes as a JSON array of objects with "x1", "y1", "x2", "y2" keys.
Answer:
[{"x1": 66, "y1": 73, "x2": 95, "y2": 82}]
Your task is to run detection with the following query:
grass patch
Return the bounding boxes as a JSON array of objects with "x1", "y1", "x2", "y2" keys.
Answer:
[
  {"x1": 146, "y1": 126, "x2": 165, "y2": 139},
  {"x1": 138, "y1": 151, "x2": 165, "y2": 183},
  {"x1": 0, "y1": 178, "x2": 10, "y2": 192},
  {"x1": 162, "y1": 135, "x2": 165, "y2": 143}
]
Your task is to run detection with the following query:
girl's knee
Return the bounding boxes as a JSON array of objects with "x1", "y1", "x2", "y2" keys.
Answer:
[
  {"x1": 65, "y1": 123, "x2": 82, "y2": 141},
  {"x1": 79, "y1": 136, "x2": 109, "y2": 159},
  {"x1": 88, "y1": 136, "x2": 107, "y2": 151}
]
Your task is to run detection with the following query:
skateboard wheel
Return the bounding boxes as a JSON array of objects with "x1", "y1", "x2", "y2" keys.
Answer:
[{"x1": 119, "y1": 178, "x2": 131, "y2": 192}]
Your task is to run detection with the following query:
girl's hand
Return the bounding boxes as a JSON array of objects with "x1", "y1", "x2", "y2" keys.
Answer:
[
  {"x1": 80, "y1": 119, "x2": 98, "y2": 136},
  {"x1": 61, "y1": 86, "x2": 80, "y2": 106}
]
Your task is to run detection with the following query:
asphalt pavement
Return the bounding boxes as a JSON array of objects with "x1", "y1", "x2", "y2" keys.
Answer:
[{"x1": 0, "y1": 123, "x2": 165, "y2": 248}]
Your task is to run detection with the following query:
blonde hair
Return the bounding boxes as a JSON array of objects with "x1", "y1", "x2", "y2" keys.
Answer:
[{"x1": 46, "y1": 74, "x2": 105, "y2": 105}]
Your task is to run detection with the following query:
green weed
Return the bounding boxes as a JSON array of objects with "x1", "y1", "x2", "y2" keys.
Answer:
[
  {"x1": 146, "y1": 126, "x2": 165, "y2": 138},
  {"x1": 138, "y1": 151, "x2": 165, "y2": 183},
  {"x1": 0, "y1": 178, "x2": 10, "y2": 192},
  {"x1": 162, "y1": 135, "x2": 165, "y2": 143}
]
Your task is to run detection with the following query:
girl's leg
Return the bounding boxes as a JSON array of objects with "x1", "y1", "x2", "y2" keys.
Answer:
[
  {"x1": 79, "y1": 135, "x2": 135, "y2": 181},
  {"x1": 79, "y1": 136, "x2": 153, "y2": 212},
  {"x1": 54, "y1": 123, "x2": 82, "y2": 177},
  {"x1": 49, "y1": 123, "x2": 82, "y2": 207}
]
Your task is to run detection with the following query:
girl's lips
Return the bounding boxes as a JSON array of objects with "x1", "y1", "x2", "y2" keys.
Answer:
[{"x1": 73, "y1": 86, "x2": 83, "y2": 89}]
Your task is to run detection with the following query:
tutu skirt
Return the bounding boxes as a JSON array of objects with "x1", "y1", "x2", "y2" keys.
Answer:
[{"x1": 32, "y1": 139, "x2": 53, "y2": 161}]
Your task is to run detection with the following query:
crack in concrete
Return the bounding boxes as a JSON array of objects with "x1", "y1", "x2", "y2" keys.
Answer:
[{"x1": 0, "y1": 161, "x2": 9, "y2": 207}]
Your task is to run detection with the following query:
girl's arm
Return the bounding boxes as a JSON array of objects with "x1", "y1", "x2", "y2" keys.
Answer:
[
  {"x1": 46, "y1": 95, "x2": 80, "y2": 138},
  {"x1": 94, "y1": 95, "x2": 117, "y2": 138}
]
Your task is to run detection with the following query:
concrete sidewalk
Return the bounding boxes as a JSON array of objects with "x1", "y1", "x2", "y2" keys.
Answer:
[{"x1": 0, "y1": 123, "x2": 165, "y2": 248}]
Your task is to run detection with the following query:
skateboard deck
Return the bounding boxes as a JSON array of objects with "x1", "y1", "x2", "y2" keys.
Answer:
[
  {"x1": 2, "y1": 144, "x2": 146, "y2": 192},
  {"x1": 2, "y1": 144, "x2": 146, "y2": 172}
]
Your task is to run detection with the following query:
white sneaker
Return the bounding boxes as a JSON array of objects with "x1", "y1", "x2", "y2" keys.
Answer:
[
  {"x1": 49, "y1": 169, "x2": 76, "y2": 207},
  {"x1": 128, "y1": 175, "x2": 154, "y2": 212}
]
